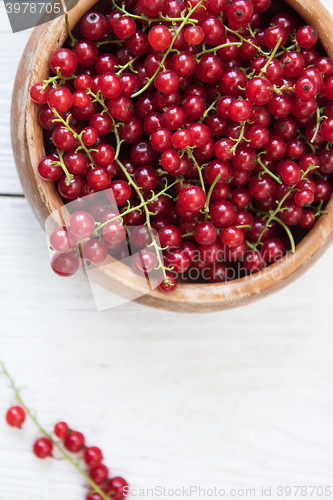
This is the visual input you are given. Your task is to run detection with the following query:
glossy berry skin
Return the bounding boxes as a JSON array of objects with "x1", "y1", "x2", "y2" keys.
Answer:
[
  {"x1": 228, "y1": 99, "x2": 252, "y2": 122},
  {"x1": 69, "y1": 211, "x2": 95, "y2": 238},
  {"x1": 33, "y1": 438, "x2": 53, "y2": 459},
  {"x1": 159, "y1": 272, "x2": 178, "y2": 293},
  {"x1": 261, "y1": 238, "x2": 286, "y2": 263},
  {"x1": 219, "y1": 225, "x2": 245, "y2": 248},
  {"x1": 133, "y1": 166, "x2": 158, "y2": 191},
  {"x1": 108, "y1": 180, "x2": 131, "y2": 205},
  {"x1": 38, "y1": 156, "x2": 63, "y2": 181},
  {"x1": 296, "y1": 25, "x2": 318, "y2": 48},
  {"x1": 54, "y1": 422, "x2": 69, "y2": 439},
  {"x1": 30, "y1": 82, "x2": 50, "y2": 105},
  {"x1": 277, "y1": 160, "x2": 301, "y2": 186},
  {"x1": 50, "y1": 48, "x2": 78, "y2": 76},
  {"x1": 114, "y1": 16, "x2": 136, "y2": 39},
  {"x1": 6, "y1": 406, "x2": 26, "y2": 427},
  {"x1": 226, "y1": 0, "x2": 254, "y2": 28},
  {"x1": 263, "y1": 25, "x2": 288, "y2": 49},
  {"x1": 243, "y1": 250, "x2": 264, "y2": 273},
  {"x1": 51, "y1": 251, "x2": 80, "y2": 277},
  {"x1": 108, "y1": 477, "x2": 129, "y2": 500},
  {"x1": 314, "y1": 179, "x2": 332, "y2": 201},
  {"x1": 80, "y1": 11, "x2": 108, "y2": 40},
  {"x1": 158, "y1": 225, "x2": 182, "y2": 248},
  {"x1": 99, "y1": 73, "x2": 122, "y2": 99},
  {"x1": 89, "y1": 464, "x2": 109, "y2": 484},
  {"x1": 209, "y1": 200, "x2": 235, "y2": 227},
  {"x1": 249, "y1": 174, "x2": 276, "y2": 201},
  {"x1": 294, "y1": 189, "x2": 314, "y2": 207},
  {"x1": 195, "y1": 221, "x2": 216, "y2": 245},
  {"x1": 148, "y1": 25, "x2": 173, "y2": 50},
  {"x1": 245, "y1": 77, "x2": 273, "y2": 105},
  {"x1": 64, "y1": 431, "x2": 85, "y2": 452},
  {"x1": 50, "y1": 226, "x2": 77, "y2": 253},
  {"x1": 47, "y1": 86, "x2": 73, "y2": 113},
  {"x1": 58, "y1": 175, "x2": 85, "y2": 200},
  {"x1": 178, "y1": 186, "x2": 206, "y2": 212},
  {"x1": 300, "y1": 209, "x2": 317, "y2": 229},
  {"x1": 280, "y1": 201, "x2": 304, "y2": 225}
]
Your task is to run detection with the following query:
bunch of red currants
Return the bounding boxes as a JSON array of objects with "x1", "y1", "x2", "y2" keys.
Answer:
[
  {"x1": 6, "y1": 405, "x2": 128, "y2": 500},
  {"x1": 30, "y1": 0, "x2": 333, "y2": 292}
]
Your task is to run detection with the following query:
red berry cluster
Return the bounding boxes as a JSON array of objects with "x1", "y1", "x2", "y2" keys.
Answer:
[
  {"x1": 30, "y1": 0, "x2": 333, "y2": 291},
  {"x1": 5, "y1": 404, "x2": 128, "y2": 500}
]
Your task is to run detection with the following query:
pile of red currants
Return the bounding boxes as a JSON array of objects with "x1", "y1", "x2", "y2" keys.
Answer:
[
  {"x1": 30, "y1": 0, "x2": 333, "y2": 293},
  {"x1": 6, "y1": 405, "x2": 128, "y2": 500}
]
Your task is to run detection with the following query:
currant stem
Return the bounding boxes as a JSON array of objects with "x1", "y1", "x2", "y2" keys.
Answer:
[
  {"x1": 131, "y1": 0, "x2": 205, "y2": 99},
  {"x1": 257, "y1": 154, "x2": 282, "y2": 184},
  {"x1": 54, "y1": 149, "x2": 73, "y2": 186},
  {"x1": 260, "y1": 37, "x2": 282, "y2": 76},
  {"x1": 225, "y1": 26, "x2": 268, "y2": 57},
  {"x1": 196, "y1": 41, "x2": 241, "y2": 58},
  {"x1": 0, "y1": 362, "x2": 110, "y2": 500},
  {"x1": 204, "y1": 173, "x2": 220, "y2": 220},
  {"x1": 116, "y1": 159, "x2": 170, "y2": 283},
  {"x1": 199, "y1": 97, "x2": 219, "y2": 123},
  {"x1": 52, "y1": 109, "x2": 97, "y2": 168},
  {"x1": 65, "y1": 13, "x2": 77, "y2": 46},
  {"x1": 229, "y1": 121, "x2": 249, "y2": 154},
  {"x1": 186, "y1": 147, "x2": 206, "y2": 193},
  {"x1": 310, "y1": 106, "x2": 321, "y2": 144},
  {"x1": 116, "y1": 55, "x2": 141, "y2": 76}
]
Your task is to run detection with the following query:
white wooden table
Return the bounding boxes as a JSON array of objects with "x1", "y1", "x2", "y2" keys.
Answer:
[{"x1": 1, "y1": 3, "x2": 333, "y2": 499}]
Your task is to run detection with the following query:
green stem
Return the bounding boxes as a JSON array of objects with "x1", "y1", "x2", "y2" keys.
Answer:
[
  {"x1": 297, "y1": 128, "x2": 316, "y2": 154},
  {"x1": 55, "y1": 149, "x2": 73, "y2": 186},
  {"x1": 204, "y1": 174, "x2": 220, "y2": 220},
  {"x1": 0, "y1": 362, "x2": 110, "y2": 500},
  {"x1": 131, "y1": 0, "x2": 205, "y2": 98},
  {"x1": 199, "y1": 98, "x2": 219, "y2": 123},
  {"x1": 229, "y1": 121, "x2": 249, "y2": 154},
  {"x1": 225, "y1": 26, "x2": 268, "y2": 56},
  {"x1": 96, "y1": 39, "x2": 125, "y2": 47},
  {"x1": 257, "y1": 154, "x2": 282, "y2": 184},
  {"x1": 117, "y1": 160, "x2": 170, "y2": 283},
  {"x1": 186, "y1": 148, "x2": 205, "y2": 193},
  {"x1": 116, "y1": 55, "x2": 141, "y2": 76},
  {"x1": 52, "y1": 109, "x2": 97, "y2": 168},
  {"x1": 260, "y1": 37, "x2": 282, "y2": 76},
  {"x1": 65, "y1": 13, "x2": 77, "y2": 46},
  {"x1": 310, "y1": 106, "x2": 321, "y2": 144},
  {"x1": 196, "y1": 41, "x2": 241, "y2": 58}
]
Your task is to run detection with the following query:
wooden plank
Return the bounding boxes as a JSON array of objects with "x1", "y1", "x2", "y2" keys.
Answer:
[{"x1": 0, "y1": 195, "x2": 333, "y2": 499}]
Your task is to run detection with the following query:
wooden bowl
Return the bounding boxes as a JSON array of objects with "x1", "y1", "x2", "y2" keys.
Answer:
[{"x1": 11, "y1": 0, "x2": 333, "y2": 312}]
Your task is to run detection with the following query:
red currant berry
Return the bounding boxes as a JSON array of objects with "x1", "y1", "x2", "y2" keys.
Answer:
[
  {"x1": 261, "y1": 237, "x2": 285, "y2": 263},
  {"x1": 33, "y1": 437, "x2": 53, "y2": 459},
  {"x1": 296, "y1": 25, "x2": 318, "y2": 49},
  {"x1": 64, "y1": 431, "x2": 85, "y2": 452},
  {"x1": 6, "y1": 406, "x2": 26, "y2": 427},
  {"x1": 30, "y1": 82, "x2": 50, "y2": 105},
  {"x1": 159, "y1": 272, "x2": 178, "y2": 293},
  {"x1": 178, "y1": 185, "x2": 206, "y2": 212},
  {"x1": 54, "y1": 421, "x2": 69, "y2": 439}
]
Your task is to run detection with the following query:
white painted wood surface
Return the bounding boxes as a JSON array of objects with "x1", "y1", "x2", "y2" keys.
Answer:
[{"x1": 1, "y1": 1, "x2": 333, "y2": 499}]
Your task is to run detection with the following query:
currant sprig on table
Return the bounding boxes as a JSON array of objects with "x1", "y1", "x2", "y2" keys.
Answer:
[
  {"x1": 30, "y1": 0, "x2": 333, "y2": 288},
  {"x1": 1, "y1": 362, "x2": 128, "y2": 500}
]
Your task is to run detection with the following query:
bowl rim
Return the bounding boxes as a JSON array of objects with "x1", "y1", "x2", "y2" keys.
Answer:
[{"x1": 10, "y1": 0, "x2": 333, "y2": 312}]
